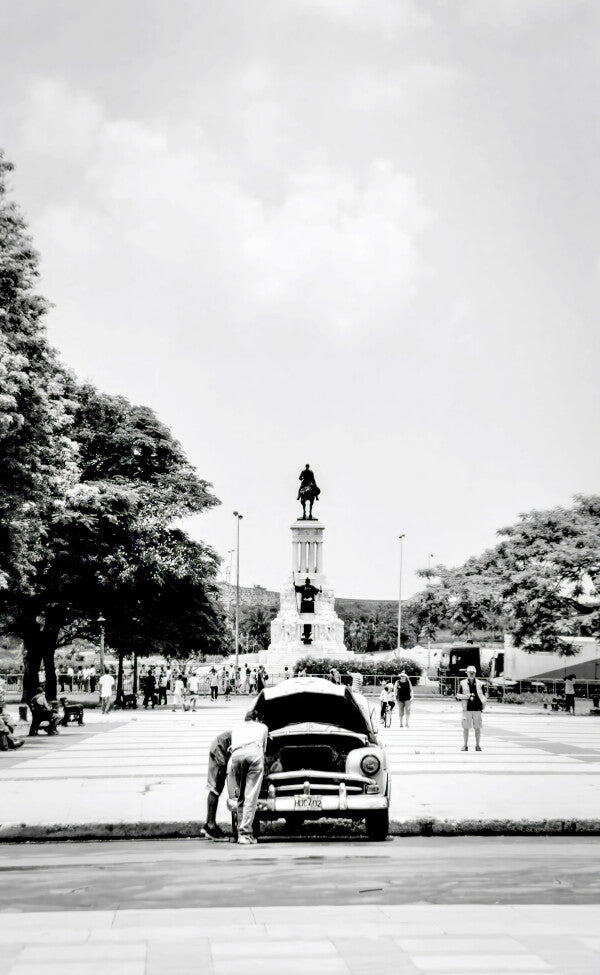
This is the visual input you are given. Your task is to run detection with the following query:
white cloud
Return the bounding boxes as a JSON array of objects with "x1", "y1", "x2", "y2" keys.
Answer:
[
  {"x1": 22, "y1": 79, "x2": 433, "y2": 344},
  {"x1": 460, "y1": 0, "x2": 585, "y2": 29},
  {"x1": 295, "y1": 0, "x2": 430, "y2": 31}
]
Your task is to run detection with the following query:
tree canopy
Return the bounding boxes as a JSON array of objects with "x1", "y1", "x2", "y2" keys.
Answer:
[{"x1": 416, "y1": 496, "x2": 600, "y2": 655}]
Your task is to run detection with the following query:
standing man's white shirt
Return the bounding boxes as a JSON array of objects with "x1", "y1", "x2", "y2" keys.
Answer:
[
  {"x1": 230, "y1": 721, "x2": 268, "y2": 752},
  {"x1": 98, "y1": 673, "x2": 114, "y2": 698}
]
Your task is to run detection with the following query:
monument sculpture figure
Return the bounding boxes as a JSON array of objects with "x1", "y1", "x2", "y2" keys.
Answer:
[
  {"x1": 294, "y1": 575, "x2": 322, "y2": 614},
  {"x1": 297, "y1": 464, "x2": 320, "y2": 520}
]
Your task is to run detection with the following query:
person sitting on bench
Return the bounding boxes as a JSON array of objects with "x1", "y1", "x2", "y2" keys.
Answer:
[
  {"x1": 29, "y1": 688, "x2": 60, "y2": 736},
  {"x1": 59, "y1": 697, "x2": 84, "y2": 726},
  {"x1": 0, "y1": 711, "x2": 24, "y2": 750}
]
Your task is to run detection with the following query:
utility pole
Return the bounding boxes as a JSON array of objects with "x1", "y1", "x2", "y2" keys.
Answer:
[
  {"x1": 233, "y1": 512, "x2": 243, "y2": 673},
  {"x1": 427, "y1": 553, "x2": 434, "y2": 672},
  {"x1": 397, "y1": 534, "x2": 405, "y2": 657}
]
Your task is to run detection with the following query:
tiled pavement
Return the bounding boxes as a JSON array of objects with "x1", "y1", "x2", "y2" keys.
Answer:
[
  {"x1": 1, "y1": 905, "x2": 600, "y2": 974},
  {"x1": 1, "y1": 698, "x2": 600, "y2": 828}
]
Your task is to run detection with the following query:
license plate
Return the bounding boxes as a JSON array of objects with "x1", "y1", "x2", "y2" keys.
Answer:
[{"x1": 294, "y1": 795, "x2": 322, "y2": 811}]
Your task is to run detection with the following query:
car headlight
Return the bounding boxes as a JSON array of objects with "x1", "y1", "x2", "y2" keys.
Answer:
[{"x1": 360, "y1": 754, "x2": 381, "y2": 775}]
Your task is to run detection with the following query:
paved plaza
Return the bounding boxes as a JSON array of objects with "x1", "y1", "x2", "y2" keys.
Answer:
[
  {"x1": 1, "y1": 697, "x2": 600, "y2": 836},
  {"x1": 1, "y1": 839, "x2": 600, "y2": 974}
]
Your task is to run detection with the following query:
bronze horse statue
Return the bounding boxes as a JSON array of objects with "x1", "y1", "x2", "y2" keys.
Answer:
[{"x1": 297, "y1": 464, "x2": 320, "y2": 520}]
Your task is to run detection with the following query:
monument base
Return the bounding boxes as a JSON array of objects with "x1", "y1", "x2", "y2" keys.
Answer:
[{"x1": 258, "y1": 645, "x2": 355, "y2": 676}]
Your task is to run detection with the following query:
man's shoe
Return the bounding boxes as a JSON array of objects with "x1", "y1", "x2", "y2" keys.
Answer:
[
  {"x1": 237, "y1": 835, "x2": 256, "y2": 845},
  {"x1": 461, "y1": 745, "x2": 468, "y2": 751},
  {"x1": 203, "y1": 824, "x2": 228, "y2": 842},
  {"x1": 475, "y1": 745, "x2": 482, "y2": 751}
]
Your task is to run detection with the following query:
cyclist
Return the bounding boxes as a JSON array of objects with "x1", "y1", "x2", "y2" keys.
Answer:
[{"x1": 379, "y1": 681, "x2": 395, "y2": 727}]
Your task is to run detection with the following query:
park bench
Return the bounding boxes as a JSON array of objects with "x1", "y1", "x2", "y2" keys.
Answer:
[
  {"x1": 59, "y1": 697, "x2": 85, "y2": 726},
  {"x1": 29, "y1": 699, "x2": 60, "y2": 736}
]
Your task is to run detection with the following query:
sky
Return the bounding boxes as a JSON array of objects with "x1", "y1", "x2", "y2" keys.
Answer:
[{"x1": 1, "y1": 0, "x2": 599, "y2": 599}]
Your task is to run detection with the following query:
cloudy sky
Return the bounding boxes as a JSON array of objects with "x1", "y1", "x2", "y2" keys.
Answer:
[{"x1": 1, "y1": 0, "x2": 599, "y2": 599}]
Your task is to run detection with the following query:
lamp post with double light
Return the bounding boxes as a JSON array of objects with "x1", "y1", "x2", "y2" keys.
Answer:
[
  {"x1": 397, "y1": 534, "x2": 405, "y2": 658},
  {"x1": 233, "y1": 512, "x2": 243, "y2": 673},
  {"x1": 97, "y1": 613, "x2": 106, "y2": 676}
]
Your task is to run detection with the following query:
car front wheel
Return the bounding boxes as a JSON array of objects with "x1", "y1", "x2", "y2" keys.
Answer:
[{"x1": 365, "y1": 809, "x2": 389, "y2": 841}]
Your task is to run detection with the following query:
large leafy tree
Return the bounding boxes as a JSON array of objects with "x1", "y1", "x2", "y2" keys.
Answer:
[
  {"x1": 422, "y1": 496, "x2": 600, "y2": 655},
  {"x1": 1, "y1": 381, "x2": 225, "y2": 701},
  {"x1": 0, "y1": 152, "x2": 75, "y2": 593}
]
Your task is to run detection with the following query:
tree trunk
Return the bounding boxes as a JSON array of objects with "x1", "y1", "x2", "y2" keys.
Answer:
[
  {"x1": 42, "y1": 644, "x2": 57, "y2": 701},
  {"x1": 116, "y1": 651, "x2": 124, "y2": 706},
  {"x1": 22, "y1": 640, "x2": 42, "y2": 704},
  {"x1": 133, "y1": 650, "x2": 138, "y2": 695}
]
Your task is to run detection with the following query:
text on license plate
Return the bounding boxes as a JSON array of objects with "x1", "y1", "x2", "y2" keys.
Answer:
[{"x1": 294, "y1": 795, "x2": 323, "y2": 810}]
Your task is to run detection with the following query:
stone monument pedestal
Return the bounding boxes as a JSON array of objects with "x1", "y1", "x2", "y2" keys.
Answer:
[{"x1": 259, "y1": 520, "x2": 353, "y2": 674}]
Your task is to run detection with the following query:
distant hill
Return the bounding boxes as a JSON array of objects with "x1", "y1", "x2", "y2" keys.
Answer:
[{"x1": 218, "y1": 582, "x2": 397, "y2": 619}]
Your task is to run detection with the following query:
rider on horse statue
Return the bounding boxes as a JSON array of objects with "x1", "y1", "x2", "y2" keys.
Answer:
[{"x1": 297, "y1": 464, "x2": 320, "y2": 520}]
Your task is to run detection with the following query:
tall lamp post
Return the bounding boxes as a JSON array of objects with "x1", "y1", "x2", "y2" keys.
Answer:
[
  {"x1": 427, "y1": 553, "x2": 434, "y2": 672},
  {"x1": 233, "y1": 512, "x2": 243, "y2": 674},
  {"x1": 397, "y1": 534, "x2": 405, "y2": 657},
  {"x1": 97, "y1": 613, "x2": 106, "y2": 676}
]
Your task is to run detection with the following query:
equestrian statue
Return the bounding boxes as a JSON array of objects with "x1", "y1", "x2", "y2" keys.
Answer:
[{"x1": 297, "y1": 464, "x2": 321, "y2": 520}]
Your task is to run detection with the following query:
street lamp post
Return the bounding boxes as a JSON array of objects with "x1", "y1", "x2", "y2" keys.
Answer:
[
  {"x1": 97, "y1": 613, "x2": 106, "y2": 676},
  {"x1": 233, "y1": 512, "x2": 243, "y2": 675},
  {"x1": 397, "y1": 534, "x2": 405, "y2": 657},
  {"x1": 427, "y1": 553, "x2": 434, "y2": 672}
]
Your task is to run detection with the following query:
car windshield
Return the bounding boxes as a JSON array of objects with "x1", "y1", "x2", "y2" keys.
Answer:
[{"x1": 253, "y1": 683, "x2": 372, "y2": 737}]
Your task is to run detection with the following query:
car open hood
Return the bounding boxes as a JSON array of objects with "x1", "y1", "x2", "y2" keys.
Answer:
[{"x1": 253, "y1": 676, "x2": 373, "y2": 737}]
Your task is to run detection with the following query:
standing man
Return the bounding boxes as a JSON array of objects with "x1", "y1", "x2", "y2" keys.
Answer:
[
  {"x1": 157, "y1": 668, "x2": 168, "y2": 706},
  {"x1": 98, "y1": 668, "x2": 115, "y2": 715},
  {"x1": 187, "y1": 671, "x2": 199, "y2": 711},
  {"x1": 228, "y1": 711, "x2": 269, "y2": 845},
  {"x1": 564, "y1": 674, "x2": 576, "y2": 714},
  {"x1": 143, "y1": 668, "x2": 156, "y2": 709},
  {"x1": 203, "y1": 730, "x2": 232, "y2": 841},
  {"x1": 457, "y1": 665, "x2": 487, "y2": 751}
]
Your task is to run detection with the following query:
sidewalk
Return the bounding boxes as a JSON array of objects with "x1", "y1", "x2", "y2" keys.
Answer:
[
  {"x1": 2, "y1": 904, "x2": 600, "y2": 974},
  {"x1": 1, "y1": 699, "x2": 600, "y2": 839}
]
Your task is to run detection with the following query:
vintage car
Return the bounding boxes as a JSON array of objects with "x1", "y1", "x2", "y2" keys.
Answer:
[{"x1": 227, "y1": 675, "x2": 391, "y2": 840}]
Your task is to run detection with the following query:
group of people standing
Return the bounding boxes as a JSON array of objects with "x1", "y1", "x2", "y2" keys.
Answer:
[{"x1": 377, "y1": 666, "x2": 488, "y2": 749}]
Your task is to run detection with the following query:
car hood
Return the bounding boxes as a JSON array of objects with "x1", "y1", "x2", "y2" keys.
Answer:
[{"x1": 253, "y1": 676, "x2": 373, "y2": 737}]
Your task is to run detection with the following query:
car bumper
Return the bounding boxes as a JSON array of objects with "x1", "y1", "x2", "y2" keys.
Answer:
[{"x1": 227, "y1": 795, "x2": 389, "y2": 815}]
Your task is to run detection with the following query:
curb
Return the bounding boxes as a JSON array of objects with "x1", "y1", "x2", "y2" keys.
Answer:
[{"x1": 2, "y1": 817, "x2": 600, "y2": 843}]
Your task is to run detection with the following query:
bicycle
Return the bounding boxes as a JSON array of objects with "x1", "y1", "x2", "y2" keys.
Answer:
[{"x1": 380, "y1": 700, "x2": 393, "y2": 728}]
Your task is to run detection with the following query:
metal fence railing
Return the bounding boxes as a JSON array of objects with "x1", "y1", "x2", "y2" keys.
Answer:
[{"x1": 2, "y1": 671, "x2": 600, "y2": 705}]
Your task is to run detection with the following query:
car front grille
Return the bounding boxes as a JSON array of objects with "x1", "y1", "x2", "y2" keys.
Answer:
[{"x1": 266, "y1": 770, "x2": 371, "y2": 796}]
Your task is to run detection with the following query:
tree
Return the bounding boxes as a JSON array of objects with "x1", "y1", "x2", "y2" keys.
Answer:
[
  {"x1": 418, "y1": 496, "x2": 600, "y2": 655},
  {"x1": 1, "y1": 382, "x2": 225, "y2": 700},
  {"x1": 0, "y1": 152, "x2": 75, "y2": 594}
]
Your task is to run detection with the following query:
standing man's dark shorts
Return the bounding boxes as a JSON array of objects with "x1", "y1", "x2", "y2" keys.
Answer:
[{"x1": 207, "y1": 731, "x2": 232, "y2": 796}]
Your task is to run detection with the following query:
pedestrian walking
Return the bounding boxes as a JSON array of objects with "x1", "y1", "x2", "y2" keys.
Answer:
[
  {"x1": 98, "y1": 668, "x2": 115, "y2": 715},
  {"x1": 210, "y1": 668, "x2": 219, "y2": 701},
  {"x1": 157, "y1": 668, "x2": 168, "y2": 705},
  {"x1": 188, "y1": 672, "x2": 199, "y2": 710},
  {"x1": 394, "y1": 671, "x2": 413, "y2": 727},
  {"x1": 256, "y1": 667, "x2": 268, "y2": 693},
  {"x1": 457, "y1": 665, "x2": 487, "y2": 751},
  {"x1": 227, "y1": 711, "x2": 269, "y2": 844},
  {"x1": 243, "y1": 667, "x2": 251, "y2": 694},
  {"x1": 67, "y1": 665, "x2": 74, "y2": 692},
  {"x1": 249, "y1": 669, "x2": 257, "y2": 694},
  {"x1": 564, "y1": 674, "x2": 576, "y2": 714},
  {"x1": 172, "y1": 675, "x2": 186, "y2": 711},
  {"x1": 203, "y1": 730, "x2": 232, "y2": 841},
  {"x1": 330, "y1": 667, "x2": 341, "y2": 684},
  {"x1": 224, "y1": 670, "x2": 232, "y2": 701},
  {"x1": 89, "y1": 665, "x2": 97, "y2": 694}
]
